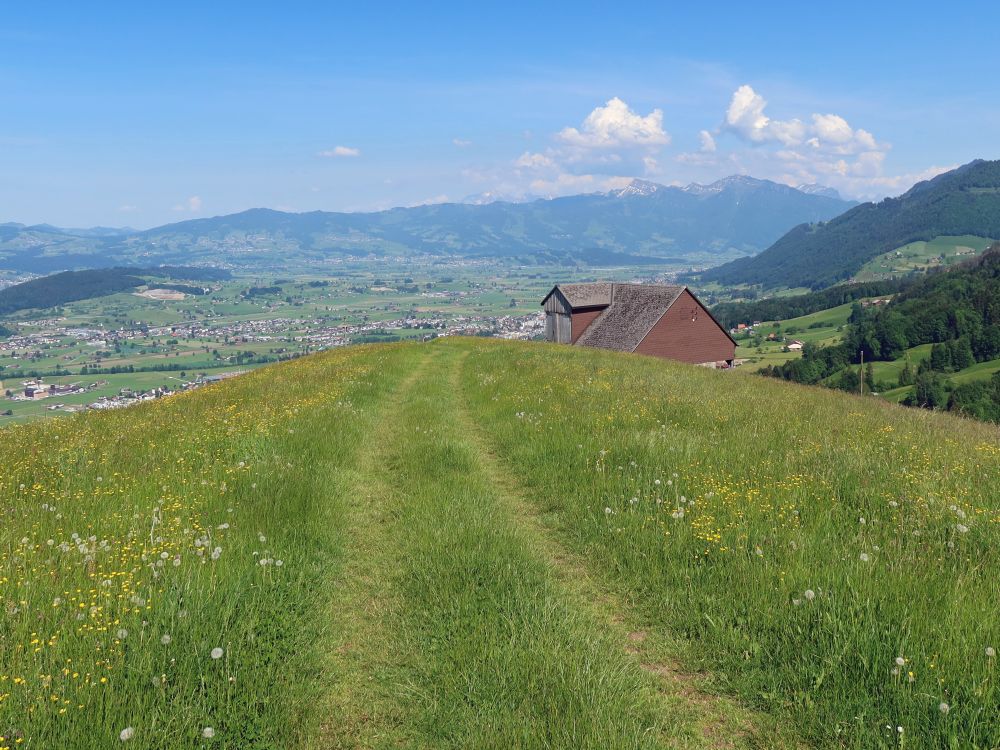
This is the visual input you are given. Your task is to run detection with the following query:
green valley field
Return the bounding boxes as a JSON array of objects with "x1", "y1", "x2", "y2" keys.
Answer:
[{"x1": 1, "y1": 338, "x2": 998, "y2": 749}]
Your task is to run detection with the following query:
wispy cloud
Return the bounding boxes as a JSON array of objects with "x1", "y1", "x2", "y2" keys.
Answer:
[
  {"x1": 318, "y1": 145, "x2": 361, "y2": 158},
  {"x1": 452, "y1": 138, "x2": 472, "y2": 147},
  {"x1": 172, "y1": 196, "x2": 203, "y2": 212}
]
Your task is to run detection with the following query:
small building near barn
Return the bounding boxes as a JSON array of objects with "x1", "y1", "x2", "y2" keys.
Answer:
[{"x1": 541, "y1": 283, "x2": 736, "y2": 367}]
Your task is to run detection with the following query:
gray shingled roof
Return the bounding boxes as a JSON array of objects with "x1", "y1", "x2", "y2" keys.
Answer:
[
  {"x1": 574, "y1": 284, "x2": 685, "y2": 352},
  {"x1": 553, "y1": 282, "x2": 613, "y2": 309}
]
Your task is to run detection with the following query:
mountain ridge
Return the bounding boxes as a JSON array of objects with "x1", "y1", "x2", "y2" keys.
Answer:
[
  {"x1": 0, "y1": 176, "x2": 854, "y2": 272},
  {"x1": 697, "y1": 159, "x2": 1000, "y2": 290}
]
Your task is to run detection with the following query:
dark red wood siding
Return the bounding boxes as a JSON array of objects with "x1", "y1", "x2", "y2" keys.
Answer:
[
  {"x1": 571, "y1": 309, "x2": 603, "y2": 343},
  {"x1": 634, "y1": 290, "x2": 735, "y2": 364}
]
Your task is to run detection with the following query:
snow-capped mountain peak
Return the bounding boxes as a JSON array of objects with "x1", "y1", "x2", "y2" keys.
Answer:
[
  {"x1": 607, "y1": 179, "x2": 666, "y2": 198},
  {"x1": 795, "y1": 183, "x2": 843, "y2": 200}
]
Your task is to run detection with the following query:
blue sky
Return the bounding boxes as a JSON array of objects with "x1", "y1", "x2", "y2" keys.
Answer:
[{"x1": 2, "y1": 2, "x2": 998, "y2": 228}]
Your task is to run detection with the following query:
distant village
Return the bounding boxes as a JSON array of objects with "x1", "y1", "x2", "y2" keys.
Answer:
[
  {"x1": 3, "y1": 370, "x2": 246, "y2": 414},
  {"x1": 0, "y1": 309, "x2": 546, "y2": 415}
]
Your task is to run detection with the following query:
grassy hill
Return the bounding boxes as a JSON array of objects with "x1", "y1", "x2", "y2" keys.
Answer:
[
  {"x1": 1, "y1": 338, "x2": 998, "y2": 749},
  {"x1": 854, "y1": 234, "x2": 995, "y2": 281},
  {"x1": 697, "y1": 159, "x2": 1000, "y2": 290}
]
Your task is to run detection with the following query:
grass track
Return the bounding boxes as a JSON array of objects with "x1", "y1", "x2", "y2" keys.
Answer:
[{"x1": 316, "y1": 345, "x2": 756, "y2": 748}]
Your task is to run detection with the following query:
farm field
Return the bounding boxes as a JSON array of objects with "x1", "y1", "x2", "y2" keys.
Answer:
[
  {"x1": 854, "y1": 235, "x2": 994, "y2": 282},
  {"x1": 1, "y1": 338, "x2": 998, "y2": 749},
  {"x1": 734, "y1": 301, "x2": 853, "y2": 371}
]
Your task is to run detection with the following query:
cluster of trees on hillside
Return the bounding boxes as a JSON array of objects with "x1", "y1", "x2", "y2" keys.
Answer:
[
  {"x1": 0, "y1": 266, "x2": 225, "y2": 314},
  {"x1": 711, "y1": 279, "x2": 909, "y2": 329},
  {"x1": 762, "y1": 244, "x2": 1000, "y2": 423},
  {"x1": 700, "y1": 160, "x2": 1000, "y2": 289},
  {"x1": 0, "y1": 268, "x2": 146, "y2": 314}
]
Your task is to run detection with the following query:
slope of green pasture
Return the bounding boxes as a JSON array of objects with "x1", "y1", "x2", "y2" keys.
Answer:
[
  {"x1": 459, "y1": 339, "x2": 1000, "y2": 750},
  {"x1": 2, "y1": 337, "x2": 999, "y2": 749},
  {"x1": 736, "y1": 302, "x2": 854, "y2": 370},
  {"x1": 855, "y1": 235, "x2": 994, "y2": 281}
]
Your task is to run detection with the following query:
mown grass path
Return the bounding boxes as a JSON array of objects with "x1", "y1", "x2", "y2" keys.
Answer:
[{"x1": 315, "y1": 344, "x2": 776, "y2": 749}]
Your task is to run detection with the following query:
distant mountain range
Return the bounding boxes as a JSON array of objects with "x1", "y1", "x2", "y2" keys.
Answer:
[
  {"x1": 698, "y1": 160, "x2": 1000, "y2": 290},
  {"x1": 0, "y1": 176, "x2": 854, "y2": 273}
]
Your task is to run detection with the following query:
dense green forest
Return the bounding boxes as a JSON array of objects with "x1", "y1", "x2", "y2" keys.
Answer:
[
  {"x1": 763, "y1": 244, "x2": 1000, "y2": 422},
  {"x1": 698, "y1": 160, "x2": 1000, "y2": 290},
  {"x1": 710, "y1": 279, "x2": 910, "y2": 328},
  {"x1": 0, "y1": 266, "x2": 224, "y2": 315},
  {"x1": 0, "y1": 268, "x2": 146, "y2": 314}
]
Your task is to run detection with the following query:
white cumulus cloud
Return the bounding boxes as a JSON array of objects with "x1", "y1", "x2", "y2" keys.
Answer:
[
  {"x1": 711, "y1": 84, "x2": 908, "y2": 198},
  {"x1": 558, "y1": 97, "x2": 670, "y2": 149}
]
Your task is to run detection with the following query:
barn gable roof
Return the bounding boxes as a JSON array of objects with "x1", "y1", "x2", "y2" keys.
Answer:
[
  {"x1": 575, "y1": 284, "x2": 685, "y2": 352},
  {"x1": 541, "y1": 282, "x2": 613, "y2": 309}
]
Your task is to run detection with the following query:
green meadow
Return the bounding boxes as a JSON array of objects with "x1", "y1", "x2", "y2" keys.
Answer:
[
  {"x1": 855, "y1": 236, "x2": 995, "y2": 282},
  {"x1": 1, "y1": 338, "x2": 998, "y2": 749}
]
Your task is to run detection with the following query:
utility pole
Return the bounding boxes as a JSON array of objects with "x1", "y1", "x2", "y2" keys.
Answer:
[{"x1": 860, "y1": 350, "x2": 864, "y2": 396}]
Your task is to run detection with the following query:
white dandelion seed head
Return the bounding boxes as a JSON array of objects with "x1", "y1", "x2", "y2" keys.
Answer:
[
  {"x1": 939, "y1": 702, "x2": 950, "y2": 714},
  {"x1": 804, "y1": 589, "x2": 815, "y2": 601},
  {"x1": 860, "y1": 553, "x2": 870, "y2": 562},
  {"x1": 119, "y1": 727, "x2": 135, "y2": 741},
  {"x1": 202, "y1": 727, "x2": 215, "y2": 738},
  {"x1": 160, "y1": 634, "x2": 171, "y2": 645},
  {"x1": 210, "y1": 647, "x2": 224, "y2": 659},
  {"x1": 895, "y1": 656, "x2": 905, "y2": 666},
  {"x1": 117, "y1": 629, "x2": 128, "y2": 640},
  {"x1": 604, "y1": 507, "x2": 612, "y2": 515},
  {"x1": 956, "y1": 524, "x2": 969, "y2": 534},
  {"x1": 987, "y1": 646, "x2": 996, "y2": 658}
]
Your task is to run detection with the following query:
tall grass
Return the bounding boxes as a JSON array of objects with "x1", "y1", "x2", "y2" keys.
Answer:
[
  {"x1": 459, "y1": 339, "x2": 1000, "y2": 749},
  {"x1": 0, "y1": 345, "x2": 411, "y2": 748},
  {"x1": 3, "y1": 335, "x2": 998, "y2": 748}
]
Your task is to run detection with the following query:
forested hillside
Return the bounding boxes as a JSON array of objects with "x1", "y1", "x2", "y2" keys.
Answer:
[
  {"x1": 763, "y1": 244, "x2": 1000, "y2": 421},
  {"x1": 710, "y1": 278, "x2": 910, "y2": 329},
  {"x1": 698, "y1": 160, "x2": 1000, "y2": 289},
  {"x1": 0, "y1": 266, "x2": 228, "y2": 315}
]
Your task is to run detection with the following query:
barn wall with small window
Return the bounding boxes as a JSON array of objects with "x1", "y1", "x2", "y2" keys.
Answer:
[{"x1": 635, "y1": 290, "x2": 735, "y2": 364}]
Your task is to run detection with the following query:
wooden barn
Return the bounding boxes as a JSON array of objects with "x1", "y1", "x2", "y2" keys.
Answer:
[{"x1": 541, "y1": 283, "x2": 736, "y2": 367}]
